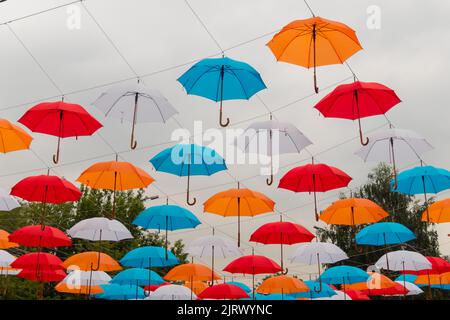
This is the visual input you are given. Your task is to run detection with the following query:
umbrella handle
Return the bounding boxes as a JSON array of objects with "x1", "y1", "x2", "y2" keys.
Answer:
[
  {"x1": 314, "y1": 278, "x2": 323, "y2": 293},
  {"x1": 187, "y1": 193, "x2": 197, "y2": 206},
  {"x1": 219, "y1": 111, "x2": 230, "y2": 127},
  {"x1": 313, "y1": 24, "x2": 319, "y2": 94},
  {"x1": 266, "y1": 174, "x2": 273, "y2": 186},
  {"x1": 354, "y1": 242, "x2": 364, "y2": 253},
  {"x1": 52, "y1": 136, "x2": 61, "y2": 164},
  {"x1": 282, "y1": 267, "x2": 289, "y2": 275},
  {"x1": 359, "y1": 129, "x2": 369, "y2": 146},
  {"x1": 130, "y1": 136, "x2": 137, "y2": 150}
]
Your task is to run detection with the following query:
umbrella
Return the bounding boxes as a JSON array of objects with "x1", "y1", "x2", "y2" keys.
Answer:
[
  {"x1": 236, "y1": 117, "x2": 312, "y2": 185},
  {"x1": 256, "y1": 275, "x2": 309, "y2": 299},
  {"x1": 223, "y1": 252, "x2": 282, "y2": 299},
  {"x1": 226, "y1": 281, "x2": 252, "y2": 294},
  {"x1": 415, "y1": 272, "x2": 450, "y2": 287},
  {"x1": 422, "y1": 198, "x2": 450, "y2": 223},
  {"x1": 0, "y1": 188, "x2": 20, "y2": 211},
  {"x1": 290, "y1": 242, "x2": 348, "y2": 292},
  {"x1": 345, "y1": 272, "x2": 400, "y2": 295},
  {"x1": 204, "y1": 185, "x2": 274, "y2": 247},
  {"x1": 0, "y1": 230, "x2": 19, "y2": 249},
  {"x1": 17, "y1": 269, "x2": 66, "y2": 282},
  {"x1": 133, "y1": 203, "x2": 201, "y2": 258},
  {"x1": 145, "y1": 282, "x2": 171, "y2": 292},
  {"x1": 62, "y1": 252, "x2": 122, "y2": 272},
  {"x1": 402, "y1": 256, "x2": 450, "y2": 275},
  {"x1": 395, "y1": 274, "x2": 423, "y2": 286},
  {"x1": 76, "y1": 158, "x2": 154, "y2": 218},
  {"x1": 197, "y1": 283, "x2": 249, "y2": 300},
  {"x1": 320, "y1": 265, "x2": 370, "y2": 300},
  {"x1": 148, "y1": 284, "x2": 196, "y2": 300},
  {"x1": 293, "y1": 280, "x2": 337, "y2": 299},
  {"x1": 314, "y1": 81, "x2": 401, "y2": 145},
  {"x1": 67, "y1": 217, "x2": 133, "y2": 241},
  {"x1": 354, "y1": 128, "x2": 433, "y2": 186},
  {"x1": 177, "y1": 56, "x2": 266, "y2": 127},
  {"x1": 394, "y1": 281, "x2": 424, "y2": 296},
  {"x1": 186, "y1": 230, "x2": 242, "y2": 284},
  {"x1": 314, "y1": 290, "x2": 352, "y2": 300},
  {"x1": 96, "y1": 284, "x2": 145, "y2": 300},
  {"x1": 92, "y1": 82, "x2": 178, "y2": 149},
  {"x1": 55, "y1": 283, "x2": 103, "y2": 295},
  {"x1": 9, "y1": 225, "x2": 72, "y2": 247},
  {"x1": 0, "y1": 250, "x2": 16, "y2": 268},
  {"x1": 0, "y1": 118, "x2": 33, "y2": 153},
  {"x1": 183, "y1": 281, "x2": 208, "y2": 295},
  {"x1": 392, "y1": 165, "x2": 450, "y2": 222},
  {"x1": 267, "y1": 16, "x2": 362, "y2": 93},
  {"x1": 56, "y1": 270, "x2": 111, "y2": 296},
  {"x1": 249, "y1": 293, "x2": 296, "y2": 300},
  {"x1": 341, "y1": 289, "x2": 370, "y2": 300},
  {"x1": 150, "y1": 144, "x2": 226, "y2": 205},
  {"x1": 111, "y1": 268, "x2": 164, "y2": 286},
  {"x1": 120, "y1": 246, "x2": 179, "y2": 268},
  {"x1": 278, "y1": 162, "x2": 352, "y2": 220},
  {"x1": 18, "y1": 101, "x2": 102, "y2": 163},
  {"x1": 250, "y1": 217, "x2": 314, "y2": 271}
]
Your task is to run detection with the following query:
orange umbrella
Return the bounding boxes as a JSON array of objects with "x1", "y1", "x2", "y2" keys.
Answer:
[
  {"x1": 62, "y1": 251, "x2": 122, "y2": 272},
  {"x1": 55, "y1": 282, "x2": 103, "y2": 295},
  {"x1": 0, "y1": 230, "x2": 19, "y2": 249},
  {"x1": 183, "y1": 281, "x2": 208, "y2": 295},
  {"x1": 320, "y1": 198, "x2": 389, "y2": 226},
  {"x1": 422, "y1": 199, "x2": 450, "y2": 223},
  {"x1": 77, "y1": 157, "x2": 154, "y2": 218},
  {"x1": 415, "y1": 272, "x2": 450, "y2": 286},
  {"x1": 267, "y1": 16, "x2": 362, "y2": 93},
  {"x1": 345, "y1": 272, "x2": 397, "y2": 291},
  {"x1": 204, "y1": 184, "x2": 275, "y2": 247},
  {"x1": 0, "y1": 119, "x2": 33, "y2": 153},
  {"x1": 256, "y1": 275, "x2": 309, "y2": 297}
]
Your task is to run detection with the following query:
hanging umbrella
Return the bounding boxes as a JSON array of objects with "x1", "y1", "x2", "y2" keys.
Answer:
[
  {"x1": 290, "y1": 242, "x2": 348, "y2": 292},
  {"x1": 422, "y1": 199, "x2": 450, "y2": 223},
  {"x1": 345, "y1": 272, "x2": 399, "y2": 295},
  {"x1": 415, "y1": 272, "x2": 450, "y2": 287},
  {"x1": 197, "y1": 283, "x2": 249, "y2": 300},
  {"x1": 395, "y1": 274, "x2": 423, "y2": 286},
  {"x1": 204, "y1": 185, "x2": 274, "y2": 247},
  {"x1": 133, "y1": 203, "x2": 201, "y2": 258},
  {"x1": 226, "y1": 281, "x2": 252, "y2": 294},
  {"x1": 55, "y1": 283, "x2": 103, "y2": 295},
  {"x1": 17, "y1": 269, "x2": 66, "y2": 282},
  {"x1": 314, "y1": 81, "x2": 401, "y2": 145},
  {"x1": 0, "y1": 250, "x2": 16, "y2": 270},
  {"x1": 18, "y1": 101, "x2": 102, "y2": 163},
  {"x1": 247, "y1": 293, "x2": 296, "y2": 300},
  {"x1": 223, "y1": 252, "x2": 282, "y2": 299},
  {"x1": 319, "y1": 265, "x2": 370, "y2": 300},
  {"x1": 183, "y1": 281, "x2": 208, "y2": 295},
  {"x1": 278, "y1": 162, "x2": 352, "y2": 220},
  {"x1": 62, "y1": 252, "x2": 122, "y2": 272},
  {"x1": 67, "y1": 217, "x2": 133, "y2": 241},
  {"x1": 111, "y1": 268, "x2": 164, "y2": 286},
  {"x1": 186, "y1": 230, "x2": 242, "y2": 285},
  {"x1": 314, "y1": 290, "x2": 352, "y2": 300},
  {"x1": 393, "y1": 165, "x2": 450, "y2": 222},
  {"x1": 393, "y1": 281, "x2": 424, "y2": 296},
  {"x1": 340, "y1": 289, "x2": 370, "y2": 300},
  {"x1": 236, "y1": 117, "x2": 312, "y2": 185},
  {"x1": 178, "y1": 56, "x2": 266, "y2": 127},
  {"x1": 56, "y1": 270, "x2": 111, "y2": 296},
  {"x1": 150, "y1": 144, "x2": 226, "y2": 205},
  {"x1": 0, "y1": 188, "x2": 20, "y2": 211},
  {"x1": 92, "y1": 82, "x2": 178, "y2": 149},
  {"x1": 354, "y1": 128, "x2": 433, "y2": 186},
  {"x1": 250, "y1": 217, "x2": 314, "y2": 271},
  {"x1": 401, "y1": 256, "x2": 450, "y2": 275},
  {"x1": 77, "y1": 158, "x2": 154, "y2": 218},
  {"x1": 96, "y1": 283, "x2": 145, "y2": 300},
  {"x1": 0, "y1": 118, "x2": 33, "y2": 153},
  {"x1": 292, "y1": 280, "x2": 337, "y2": 299},
  {"x1": 256, "y1": 275, "x2": 309, "y2": 299},
  {"x1": 0, "y1": 230, "x2": 18, "y2": 249},
  {"x1": 145, "y1": 282, "x2": 171, "y2": 292},
  {"x1": 120, "y1": 246, "x2": 179, "y2": 268},
  {"x1": 9, "y1": 225, "x2": 72, "y2": 247},
  {"x1": 267, "y1": 16, "x2": 362, "y2": 93},
  {"x1": 148, "y1": 284, "x2": 196, "y2": 300},
  {"x1": 11, "y1": 253, "x2": 64, "y2": 278}
]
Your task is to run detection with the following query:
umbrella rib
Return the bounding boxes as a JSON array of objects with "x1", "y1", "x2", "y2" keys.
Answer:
[
  {"x1": 226, "y1": 68, "x2": 251, "y2": 100},
  {"x1": 103, "y1": 93, "x2": 130, "y2": 117}
]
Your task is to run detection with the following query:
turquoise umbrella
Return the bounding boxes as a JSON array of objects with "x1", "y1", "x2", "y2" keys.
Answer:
[
  {"x1": 96, "y1": 284, "x2": 145, "y2": 300},
  {"x1": 111, "y1": 268, "x2": 163, "y2": 300},
  {"x1": 320, "y1": 265, "x2": 369, "y2": 300},
  {"x1": 291, "y1": 280, "x2": 337, "y2": 299}
]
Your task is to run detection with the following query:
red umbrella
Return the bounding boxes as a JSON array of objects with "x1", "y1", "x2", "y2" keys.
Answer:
[
  {"x1": 18, "y1": 101, "x2": 102, "y2": 164},
  {"x1": 360, "y1": 282, "x2": 408, "y2": 296},
  {"x1": 341, "y1": 289, "x2": 370, "y2": 300},
  {"x1": 17, "y1": 268, "x2": 66, "y2": 282},
  {"x1": 197, "y1": 283, "x2": 249, "y2": 300},
  {"x1": 314, "y1": 81, "x2": 401, "y2": 146},
  {"x1": 11, "y1": 252, "x2": 64, "y2": 270},
  {"x1": 278, "y1": 162, "x2": 352, "y2": 220},
  {"x1": 249, "y1": 217, "x2": 314, "y2": 271},
  {"x1": 144, "y1": 282, "x2": 171, "y2": 292},
  {"x1": 223, "y1": 252, "x2": 282, "y2": 299},
  {"x1": 9, "y1": 225, "x2": 72, "y2": 248},
  {"x1": 401, "y1": 256, "x2": 450, "y2": 275}
]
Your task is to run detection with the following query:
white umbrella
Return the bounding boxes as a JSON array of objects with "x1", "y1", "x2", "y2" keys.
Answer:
[
  {"x1": 354, "y1": 128, "x2": 433, "y2": 186},
  {"x1": 314, "y1": 290, "x2": 352, "y2": 300},
  {"x1": 147, "y1": 284, "x2": 197, "y2": 300},
  {"x1": 92, "y1": 82, "x2": 178, "y2": 149},
  {"x1": 0, "y1": 250, "x2": 16, "y2": 267},
  {"x1": 67, "y1": 217, "x2": 133, "y2": 241},
  {"x1": 375, "y1": 250, "x2": 431, "y2": 271},
  {"x1": 61, "y1": 270, "x2": 112, "y2": 287},
  {"x1": 0, "y1": 188, "x2": 20, "y2": 211},
  {"x1": 236, "y1": 117, "x2": 312, "y2": 185},
  {"x1": 393, "y1": 281, "x2": 424, "y2": 296},
  {"x1": 290, "y1": 242, "x2": 348, "y2": 292}
]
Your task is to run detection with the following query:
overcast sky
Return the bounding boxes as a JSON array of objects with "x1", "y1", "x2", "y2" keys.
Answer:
[{"x1": 1, "y1": 0, "x2": 449, "y2": 284}]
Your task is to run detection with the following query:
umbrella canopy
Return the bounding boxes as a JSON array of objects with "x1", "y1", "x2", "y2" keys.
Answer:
[
  {"x1": 375, "y1": 250, "x2": 431, "y2": 271},
  {"x1": 120, "y1": 246, "x2": 179, "y2": 268},
  {"x1": 0, "y1": 118, "x2": 33, "y2": 153},
  {"x1": 314, "y1": 290, "x2": 352, "y2": 300},
  {"x1": 133, "y1": 205, "x2": 201, "y2": 231},
  {"x1": 11, "y1": 252, "x2": 63, "y2": 271},
  {"x1": 236, "y1": 118, "x2": 312, "y2": 185},
  {"x1": 293, "y1": 280, "x2": 337, "y2": 299},
  {"x1": 341, "y1": 289, "x2": 370, "y2": 300},
  {"x1": 18, "y1": 269, "x2": 66, "y2": 282},
  {"x1": 111, "y1": 268, "x2": 164, "y2": 286},
  {"x1": 183, "y1": 281, "x2": 208, "y2": 295},
  {"x1": 55, "y1": 283, "x2": 103, "y2": 295},
  {"x1": 164, "y1": 263, "x2": 221, "y2": 283},
  {"x1": 150, "y1": 144, "x2": 226, "y2": 206},
  {"x1": 256, "y1": 275, "x2": 309, "y2": 295},
  {"x1": 320, "y1": 198, "x2": 389, "y2": 226},
  {"x1": 67, "y1": 217, "x2": 133, "y2": 241},
  {"x1": 267, "y1": 16, "x2": 362, "y2": 93},
  {"x1": 18, "y1": 101, "x2": 102, "y2": 163},
  {"x1": 0, "y1": 250, "x2": 16, "y2": 267},
  {"x1": 249, "y1": 293, "x2": 296, "y2": 300},
  {"x1": 204, "y1": 187, "x2": 274, "y2": 247},
  {"x1": 422, "y1": 199, "x2": 450, "y2": 223},
  {"x1": 177, "y1": 57, "x2": 266, "y2": 127},
  {"x1": 314, "y1": 81, "x2": 401, "y2": 145},
  {"x1": 320, "y1": 266, "x2": 370, "y2": 285},
  {"x1": 355, "y1": 222, "x2": 416, "y2": 245},
  {"x1": 394, "y1": 281, "x2": 424, "y2": 296},
  {"x1": 96, "y1": 284, "x2": 145, "y2": 300},
  {"x1": 395, "y1": 274, "x2": 422, "y2": 285},
  {"x1": 197, "y1": 283, "x2": 249, "y2": 300},
  {"x1": 227, "y1": 281, "x2": 252, "y2": 294},
  {"x1": 345, "y1": 272, "x2": 398, "y2": 295},
  {"x1": 62, "y1": 252, "x2": 122, "y2": 272},
  {"x1": 360, "y1": 282, "x2": 408, "y2": 297},
  {"x1": 0, "y1": 230, "x2": 19, "y2": 249},
  {"x1": 92, "y1": 83, "x2": 178, "y2": 149},
  {"x1": 145, "y1": 282, "x2": 171, "y2": 292},
  {"x1": 290, "y1": 242, "x2": 348, "y2": 265},
  {"x1": 149, "y1": 284, "x2": 196, "y2": 300},
  {"x1": 415, "y1": 272, "x2": 450, "y2": 286},
  {"x1": 0, "y1": 188, "x2": 20, "y2": 211},
  {"x1": 402, "y1": 256, "x2": 450, "y2": 275},
  {"x1": 278, "y1": 162, "x2": 352, "y2": 220},
  {"x1": 60, "y1": 270, "x2": 112, "y2": 287},
  {"x1": 9, "y1": 225, "x2": 72, "y2": 247}
]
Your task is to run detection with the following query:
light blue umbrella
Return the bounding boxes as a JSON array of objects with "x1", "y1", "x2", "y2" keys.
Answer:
[
  {"x1": 149, "y1": 144, "x2": 227, "y2": 205},
  {"x1": 111, "y1": 268, "x2": 164, "y2": 286},
  {"x1": 177, "y1": 57, "x2": 266, "y2": 127},
  {"x1": 430, "y1": 283, "x2": 450, "y2": 290},
  {"x1": 356, "y1": 222, "x2": 416, "y2": 246},
  {"x1": 320, "y1": 266, "x2": 370, "y2": 285},
  {"x1": 96, "y1": 284, "x2": 145, "y2": 300},
  {"x1": 227, "y1": 281, "x2": 252, "y2": 294},
  {"x1": 133, "y1": 204, "x2": 201, "y2": 258},
  {"x1": 291, "y1": 280, "x2": 337, "y2": 299},
  {"x1": 120, "y1": 246, "x2": 179, "y2": 268}
]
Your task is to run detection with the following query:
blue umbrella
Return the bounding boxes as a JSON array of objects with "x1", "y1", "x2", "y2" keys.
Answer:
[
  {"x1": 356, "y1": 222, "x2": 416, "y2": 245},
  {"x1": 177, "y1": 57, "x2": 266, "y2": 127},
  {"x1": 227, "y1": 281, "x2": 252, "y2": 294},
  {"x1": 150, "y1": 144, "x2": 227, "y2": 205},
  {"x1": 392, "y1": 165, "x2": 450, "y2": 221},
  {"x1": 291, "y1": 280, "x2": 337, "y2": 299},
  {"x1": 111, "y1": 268, "x2": 164, "y2": 286},
  {"x1": 120, "y1": 246, "x2": 179, "y2": 268},
  {"x1": 96, "y1": 284, "x2": 145, "y2": 300},
  {"x1": 430, "y1": 283, "x2": 450, "y2": 290},
  {"x1": 320, "y1": 266, "x2": 370, "y2": 286},
  {"x1": 395, "y1": 274, "x2": 425, "y2": 287},
  {"x1": 133, "y1": 204, "x2": 201, "y2": 258}
]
